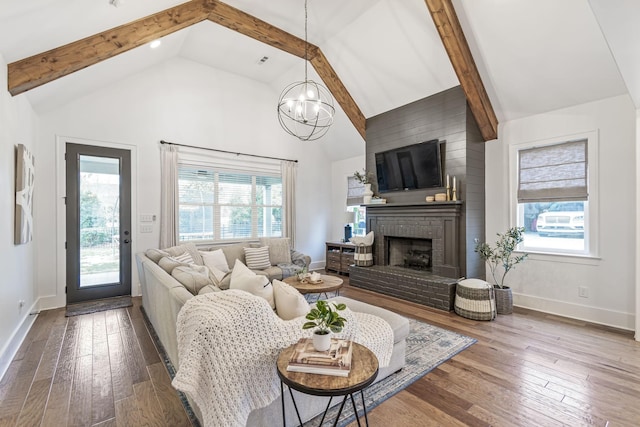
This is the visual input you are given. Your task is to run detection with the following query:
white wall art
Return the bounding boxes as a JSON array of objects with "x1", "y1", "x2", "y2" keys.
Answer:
[{"x1": 15, "y1": 144, "x2": 35, "y2": 245}]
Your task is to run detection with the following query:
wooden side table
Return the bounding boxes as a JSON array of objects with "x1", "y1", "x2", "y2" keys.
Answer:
[
  {"x1": 277, "y1": 342, "x2": 379, "y2": 427},
  {"x1": 282, "y1": 274, "x2": 343, "y2": 302}
]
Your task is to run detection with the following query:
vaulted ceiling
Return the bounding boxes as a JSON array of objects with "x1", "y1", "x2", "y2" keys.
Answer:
[{"x1": 0, "y1": 0, "x2": 637, "y2": 147}]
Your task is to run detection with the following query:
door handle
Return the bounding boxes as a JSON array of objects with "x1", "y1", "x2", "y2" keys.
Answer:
[{"x1": 124, "y1": 239, "x2": 130, "y2": 244}]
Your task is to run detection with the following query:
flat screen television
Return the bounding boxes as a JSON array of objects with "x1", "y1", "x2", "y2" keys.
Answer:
[{"x1": 375, "y1": 139, "x2": 444, "y2": 193}]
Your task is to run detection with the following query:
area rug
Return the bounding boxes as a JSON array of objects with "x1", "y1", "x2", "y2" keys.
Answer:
[
  {"x1": 306, "y1": 318, "x2": 476, "y2": 426},
  {"x1": 141, "y1": 308, "x2": 475, "y2": 427},
  {"x1": 65, "y1": 295, "x2": 132, "y2": 317}
]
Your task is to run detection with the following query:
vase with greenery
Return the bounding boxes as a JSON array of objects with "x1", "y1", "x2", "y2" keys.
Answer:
[
  {"x1": 474, "y1": 226, "x2": 528, "y2": 314},
  {"x1": 353, "y1": 169, "x2": 374, "y2": 204},
  {"x1": 302, "y1": 300, "x2": 347, "y2": 351}
]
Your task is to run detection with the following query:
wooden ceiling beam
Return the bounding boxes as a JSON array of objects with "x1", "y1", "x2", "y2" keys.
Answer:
[
  {"x1": 424, "y1": 0, "x2": 498, "y2": 141},
  {"x1": 7, "y1": 1, "x2": 210, "y2": 96},
  {"x1": 7, "y1": 0, "x2": 366, "y2": 138},
  {"x1": 204, "y1": 0, "x2": 365, "y2": 138}
]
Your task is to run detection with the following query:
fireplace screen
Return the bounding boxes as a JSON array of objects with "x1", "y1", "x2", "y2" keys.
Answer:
[{"x1": 386, "y1": 236, "x2": 433, "y2": 271}]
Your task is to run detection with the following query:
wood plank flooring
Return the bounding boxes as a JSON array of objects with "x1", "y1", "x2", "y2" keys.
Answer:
[{"x1": 0, "y1": 276, "x2": 638, "y2": 426}]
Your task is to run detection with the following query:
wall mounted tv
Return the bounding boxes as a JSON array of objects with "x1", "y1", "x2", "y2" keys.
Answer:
[{"x1": 375, "y1": 139, "x2": 444, "y2": 193}]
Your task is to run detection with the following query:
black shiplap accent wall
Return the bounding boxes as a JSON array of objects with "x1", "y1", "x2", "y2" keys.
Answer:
[{"x1": 364, "y1": 86, "x2": 486, "y2": 279}]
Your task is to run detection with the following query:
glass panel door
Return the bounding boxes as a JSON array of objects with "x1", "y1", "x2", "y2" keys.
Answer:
[{"x1": 66, "y1": 143, "x2": 131, "y2": 303}]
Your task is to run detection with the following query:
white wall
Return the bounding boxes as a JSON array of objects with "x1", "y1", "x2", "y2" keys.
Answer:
[
  {"x1": 330, "y1": 155, "x2": 366, "y2": 247},
  {"x1": 36, "y1": 57, "x2": 334, "y2": 309},
  {"x1": 486, "y1": 94, "x2": 636, "y2": 330},
  {"x1": 0, "y1": 53, "x2": 39, "y2": 377}
]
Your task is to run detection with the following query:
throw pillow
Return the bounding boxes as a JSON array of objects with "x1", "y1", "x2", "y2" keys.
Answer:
[
  {"x1": 164, "y1": 242, "x2": 203, "y2": 265},
  {"x1": 272, "y1": 279, "x2": 309, "y2": 320},
  {"x1": 259, "y1": 237, "x2": 292, "y2": 265},
  {"x1": 230, "y1": 259, "x2": 275, "y2": 309},
  {"x1": 172, "y1": 265, "x2": 213, "y2": 295},
  {"x1": 201, "y1": 249, "x2": 231, "y2": 275},
  {"x1": 174, "y1": 251, "x2": 194, "y2": 264},
  {"x1": 244, "y1": 246, "x2": 271, "y2": 270},
  {"x1": 145, "y1": 248, "x2": 169, "y2": 263},
  {"x1": 158, "y1": 256, "x2": 189, "y2": 274}
]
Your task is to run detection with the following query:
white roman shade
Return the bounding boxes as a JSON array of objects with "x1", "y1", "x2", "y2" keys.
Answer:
[
  {"x1": 518, "y1": 139, "x2": 588, "y2": 203},
  {"x1": 347, "y1": 176, "x2": 364, "y2": 206}
]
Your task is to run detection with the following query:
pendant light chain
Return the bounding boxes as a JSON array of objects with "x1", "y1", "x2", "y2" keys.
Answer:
[{"x1": 276, "y1": 0, "x2": 335, "y2": 141}]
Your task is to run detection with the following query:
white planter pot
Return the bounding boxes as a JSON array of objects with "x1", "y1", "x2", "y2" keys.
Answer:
[
  {"x1": 363, "y1": 183, "x2": 374, "y2": 204},
  {"x1": 312, "y1": 331, "x2": 332, "y2": 351}
]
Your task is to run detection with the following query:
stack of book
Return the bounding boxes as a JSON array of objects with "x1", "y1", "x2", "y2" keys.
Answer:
[
  {"x1": 368, "y1": 198, "x2": 387, "y2": 204},
  {"x1": 286, "y1": 338, "x2": 353, "y2": 377}
]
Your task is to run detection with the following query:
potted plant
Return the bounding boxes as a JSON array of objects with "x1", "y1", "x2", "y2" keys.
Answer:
[
  {"x1": 302, "y1": 300, "x2": 347, "y2": 351},
  {"x1": 353, "y1": 169, "x2": 374, "y2": 204},
  {"x1": 474, "y1": 226, "x2": 528, "y2": 314}
]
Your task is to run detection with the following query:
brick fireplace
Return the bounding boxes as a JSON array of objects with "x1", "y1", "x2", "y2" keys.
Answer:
[{"x1": 349, "y1": 202, "x2": 463, "y2": 311}]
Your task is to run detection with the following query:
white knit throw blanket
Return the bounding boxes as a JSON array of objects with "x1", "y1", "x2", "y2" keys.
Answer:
[{"x1": 171, "y1": 290, "x2": 393, "y2": 427}]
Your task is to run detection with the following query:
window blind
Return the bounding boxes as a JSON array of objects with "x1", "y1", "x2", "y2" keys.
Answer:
[
  {"x1": 518, "y1": 139, "x2": 588, "y2": 203},
  {"x1": 347, "y1": 176, "x2": 364, "y2": 206}
]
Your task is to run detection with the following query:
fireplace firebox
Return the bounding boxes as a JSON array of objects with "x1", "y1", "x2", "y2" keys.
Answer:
[{"x1": 386, "y1": 236, "x2": 433, "y2": 271}]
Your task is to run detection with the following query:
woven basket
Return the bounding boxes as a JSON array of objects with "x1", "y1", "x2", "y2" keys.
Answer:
[
  {"x1": 354, "y1": 244, "x2": 373, "y2": 267},
  {"x1": 454, "y1": 279, "x2": 496, "y2": 321},
  {"x1": 494, "y1": 287, "x2": 513, "y2": 314}
]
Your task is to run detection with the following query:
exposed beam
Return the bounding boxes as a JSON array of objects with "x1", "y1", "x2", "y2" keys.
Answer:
[
  {"x1": 204, "y1": 0, "x2": 365, "y2": 138},
  {"x1": 8, "y1": 1, "x2": 210, "y2": 96},
  {"x1": 424, "y1": 0, "x2": 498, "y2": 141},
  {"x1": 309, "y1": 47, "x2": 366, "y2": 139},
  {"x1": 7, "y1": 0, "x2": 366, "y2": 139}
]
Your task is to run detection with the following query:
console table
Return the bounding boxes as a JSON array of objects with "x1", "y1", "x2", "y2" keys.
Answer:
[{"x1": 325, "y1": 241, "x2": 355, "y2": 275}]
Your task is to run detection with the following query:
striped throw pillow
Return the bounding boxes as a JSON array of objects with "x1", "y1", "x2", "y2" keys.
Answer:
[
  {"x1": 174, "y1": 251, "x2": 194, "y2": 264},
  {"x1": 244, "y1": 246, "x2": 271, "y2": 270}
]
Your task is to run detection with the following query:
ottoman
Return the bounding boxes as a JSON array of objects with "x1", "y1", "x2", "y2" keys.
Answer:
[{"x1": 454, "y1": 278, "x2": 496, "y2": 321}]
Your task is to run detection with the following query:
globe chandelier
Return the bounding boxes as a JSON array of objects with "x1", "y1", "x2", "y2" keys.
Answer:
[{"x1": 277, "y1": 0, "x2": 335, "y2": 141}]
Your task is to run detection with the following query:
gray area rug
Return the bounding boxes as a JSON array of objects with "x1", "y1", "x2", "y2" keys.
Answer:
[
  {"x1": 306, "y1": 318, "x2": 476, "y2": 426},
  {"x1": 141, "y1": 308, "x2": 475, "y2": 427},
  {"x1": 65, "y1": 295, "x2": 132, "y2": 317}
]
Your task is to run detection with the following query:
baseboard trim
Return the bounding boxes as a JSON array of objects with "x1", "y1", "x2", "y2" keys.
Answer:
[
  {"x1": 310, "y1": 261, "x2": 325, "y2": 271},
  {"x1": 514, "y1": 292, "x2": 634, "y2": 331},
  {"x1": 0, "y1": 299, "x2": 40, "y2": 381}
]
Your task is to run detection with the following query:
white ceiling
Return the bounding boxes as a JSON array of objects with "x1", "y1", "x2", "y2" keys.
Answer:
[{"x1": 0, "y1": 0, "x2": 638, "y2": 138}]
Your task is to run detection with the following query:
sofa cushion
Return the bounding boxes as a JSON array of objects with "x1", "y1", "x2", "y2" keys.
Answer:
[
  {"x1": 198, "y1": 284, "x2": 222, "y2": 295},
  {"x1": 230, "y1": 260, "x2": 275, "y2": 309},
  {"x1": 145, "y1": 248, "x2": 169, "y2": 263},
  {"x1": 174, "y1": 251, "x2": 194, "y2": 264},
  {"x1": 262, "y1": 266, "x2": 283, "y2": 281},
  {"x1": 172, "y1": 265, "x2": 213, "y2": 295},
  {"x1": 200, "y1": 249, "x2": 230, "y2": 272},
  {"x1": 158, "y1": 256, "x2": 189, "y2": 274},
  {"x1": 273, "y1": 279, "x2": 309, "y2": 320},
  {"x1": 217, "y1": 242, "x2": 250, "y2": 268},
  {"x1": 259, "y1": 237, "x2": 292, "y2": 265},
  {"x1": 244, "y1": 246, "x2": 271, "y2": 270}
]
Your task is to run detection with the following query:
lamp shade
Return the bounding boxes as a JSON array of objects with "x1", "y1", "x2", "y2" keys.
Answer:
[{"x1": 344, "y1": 211, "x2": 356, "y2": 224}]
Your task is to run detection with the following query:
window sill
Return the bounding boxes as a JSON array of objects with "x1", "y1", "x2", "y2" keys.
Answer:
[{"x1": 517, "y1": 249, "x2": 601, "y2": 265}]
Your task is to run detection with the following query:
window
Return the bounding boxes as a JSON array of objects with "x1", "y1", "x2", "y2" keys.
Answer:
[
  {"x1": 178, "y1": 165, "x2": 282, "y2": 242},
  {"x1": 346, "y1": 176, "x2": 366, "y2": 236},
  {"x1": 512, "y1": 134, "x2": 597, "y2": 256}
]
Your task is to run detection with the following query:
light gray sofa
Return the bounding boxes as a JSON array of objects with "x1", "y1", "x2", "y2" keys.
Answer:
[{"x1": 136, "y1": 243, "x2": 409, "y2": 427}]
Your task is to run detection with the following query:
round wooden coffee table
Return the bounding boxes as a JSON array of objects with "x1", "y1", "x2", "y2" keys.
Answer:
[
  {"x1": 282, "y1": 274, "x2": 343, "y2": 300},
  {"x1": 277, "y1": 342, "x2": 379, "y2": 426}
]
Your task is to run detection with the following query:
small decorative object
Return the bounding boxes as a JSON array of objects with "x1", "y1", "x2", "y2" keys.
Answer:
[
  {"x1": 434, "y1": 193, "x2": 447, "y2": 202},
  {"x1": 15, "y1": 144, "x2": 35, "y2": 245},
  {"x1": 475, "y1": 227, "x2": 528, "y2": 314},
  {"x1": 452, "y1": 176, "x2": 458, "y2": 201},
  {"x1": 343, "y1": 211, "x2": 355, "y2": 242},
  {"x1": 426, "y1": 195, "x2": 435, "y2": 202},
  {"x1": 446, "y1": 174, "x2": 451, "y2": 201},
  {"x1": 308, "y1": 271, "x2": 322, "y2": 283},
  {"x1": 302, "y1": 300, "x2": 347, "y2": 351},
  {"x1": 296, "y1": 267, "x2": 309, "y2": 281}
]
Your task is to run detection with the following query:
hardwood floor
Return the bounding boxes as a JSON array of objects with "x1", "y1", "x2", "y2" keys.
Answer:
[{"x1": 0, "y1": 277, "x2": 638, "y2": 426}]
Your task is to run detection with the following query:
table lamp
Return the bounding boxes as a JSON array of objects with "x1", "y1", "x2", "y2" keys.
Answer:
[{"x1": 344, "y1": 211, "x2": 356, "y2": 242}]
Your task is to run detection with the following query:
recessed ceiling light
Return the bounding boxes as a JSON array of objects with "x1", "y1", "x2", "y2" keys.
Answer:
[{"x1": 150, "y1": 39, "x2": 161, "y2": 49}]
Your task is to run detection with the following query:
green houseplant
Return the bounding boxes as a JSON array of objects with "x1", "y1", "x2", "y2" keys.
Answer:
[
  {"x1": 302, "y1": 300, "x2": 347, "y2": 351},
  {"x1": 474, "y1": 226, "x2": 528, "y2": 314}
]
